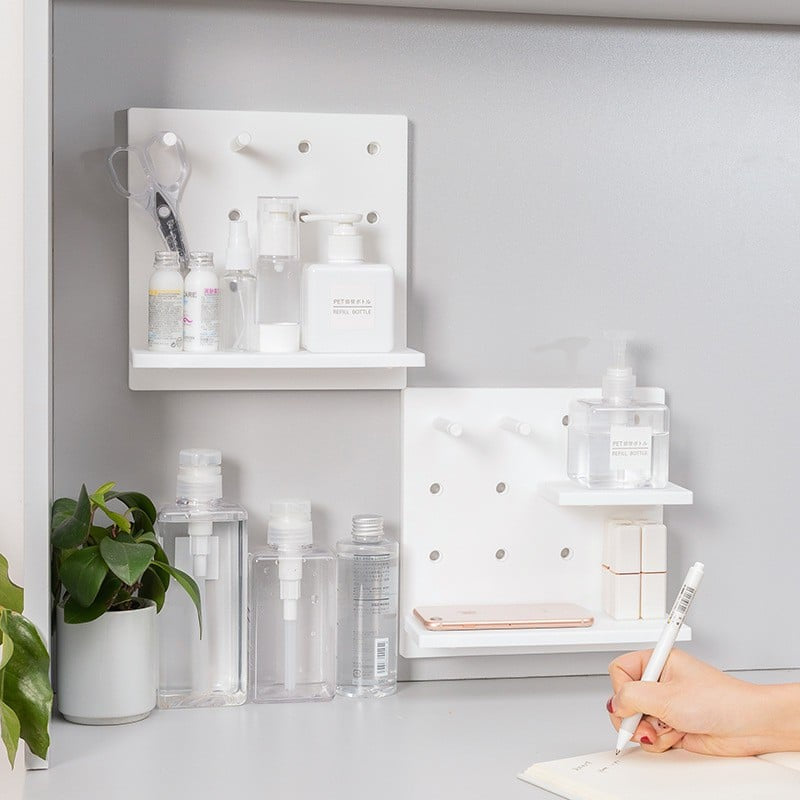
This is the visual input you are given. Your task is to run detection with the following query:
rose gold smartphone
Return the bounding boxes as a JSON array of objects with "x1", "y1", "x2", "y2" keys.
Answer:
[{"x1": 413, "y1": 603, "x2": 594, "y2": 631}]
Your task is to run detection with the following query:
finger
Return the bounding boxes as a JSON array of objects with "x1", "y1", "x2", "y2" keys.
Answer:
[
  {"x1": 633, "y1": 718, "x2": 658, "y2": 745},
  {"x1": 608, "y1": 650, "x2": 654, "y2": 694},
  {"x1": 612, "y1": 680, "x2": 671, "y2": 721},
  {"x1": 640, "y1": 728, "x2": 685, "y2": 753},
  {"x1": 644, "y1": 714, "x2": 673, "y2": 736}
]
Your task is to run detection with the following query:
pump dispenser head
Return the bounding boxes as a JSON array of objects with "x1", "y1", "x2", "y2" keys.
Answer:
[
  {"x1": 257, "y1": 196, "x2": 299, "y2": 258},
  {"x1": 176, "y1": 448, "x2": 223, "y2": 502},
  {"x1": 300, "y1": 212, "x2": 364, "y2": 262},
  {"x1": 224, "y1": 209, "x2": 252, "y2": 270},
  {"x1": 601, "y1": 330, "x2": 637, "y2": 404},
  {"x1": 267, "y1": 500, "x2": 313, "y2": 549}
]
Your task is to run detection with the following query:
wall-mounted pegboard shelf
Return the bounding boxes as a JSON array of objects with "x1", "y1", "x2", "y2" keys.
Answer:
[
  {"x1": 123, "y1": 107, "x2": 423, "y2": 391},
  {"x1": 400, "y1": 387, "x2": 693, "y2": 661},
  {"x1": 404, "y1": 613, "x2": 691, "y2": 657},
  {"x1": 539, "y1": 481, "x2": 693, "y2": 507}
]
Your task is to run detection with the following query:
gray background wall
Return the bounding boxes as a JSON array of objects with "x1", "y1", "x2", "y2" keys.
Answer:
[{"x1": 54, "y1": 0, "x2": 800, "y2": 678}]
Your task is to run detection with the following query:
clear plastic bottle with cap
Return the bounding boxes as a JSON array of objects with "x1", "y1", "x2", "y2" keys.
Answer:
[
  {"x1": 220, "y1": 211, "x2": 257, "y2": 351},
  {"x1": 301, "y1": 213, "x2": 395, "y2": 353},
  {"x1": 148, "y1": 250, "x2": 184, "y2": 351},
  {"x1": 255, "y1": 196, "x2": 302, "y2": 353},
  {"x1": 155, "y1": 449, "x2": 248, "y2": 708},
  {"x1": 567, "y1": 332, "x2": 670, "y2": 488},
  {"x1": 248, "y1": 500, "x2": 335, "y2": 703},
  {"x1": 336, "y1": 514, "x2": 399, "y2": 698},
  {"x1": 183, "y1": 251, "x2": 220, "y2": 352}
]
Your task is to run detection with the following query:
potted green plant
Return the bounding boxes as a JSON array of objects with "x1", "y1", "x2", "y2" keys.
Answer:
[
  {"x1": 51, "y1": 482, "x2": 201, "y2": 725},
  {"x1": 0, "y1": 553, "x2": 52, "y2": 767}
]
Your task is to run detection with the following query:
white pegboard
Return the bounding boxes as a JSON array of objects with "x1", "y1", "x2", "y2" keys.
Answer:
[
  {"x1": 400, "y1": 387, "x2": 692, "y2": 659},
  {"x1": 124, "y1": 107, "x2": 418, "y2": 390}
]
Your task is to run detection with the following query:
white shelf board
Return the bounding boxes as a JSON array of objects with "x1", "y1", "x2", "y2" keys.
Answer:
[
  {"x1": 404, "y1": 612, "x2": 691, "y2": 657},
  {"x1": 539, "y1": 481, "x2": 693, "y2": 507},
  {"x1": 129, "y1": 347, "x2": 424, "y2": 390}
]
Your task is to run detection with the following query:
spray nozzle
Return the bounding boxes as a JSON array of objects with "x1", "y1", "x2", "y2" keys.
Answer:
[
  {"x1": 299, "y1": 212, "x2": 365, "y2": 262},
  {"x1": 257, "y1": 196, "x2": 299, "y2": 258},
  {"x1": 224, "y1": 211, "x2": 252, "y2": 271},
  {"x1": 601, "y1": 330, "x2": 637, "y2": 404}
]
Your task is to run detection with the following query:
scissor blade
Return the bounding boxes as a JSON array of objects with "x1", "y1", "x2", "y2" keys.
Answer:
[{"x1": 154, "y1": 190, "x2": 190, "y2": 267}]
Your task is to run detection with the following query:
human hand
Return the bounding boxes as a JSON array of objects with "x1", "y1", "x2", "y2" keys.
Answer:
[{"x1": 607, "y1": 649, "x2": 800, "y2": 756}]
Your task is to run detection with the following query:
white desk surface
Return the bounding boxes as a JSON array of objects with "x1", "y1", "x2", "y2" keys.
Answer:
[{"x1": 24, "y1": 669, "x2": 800, "y2": 800}]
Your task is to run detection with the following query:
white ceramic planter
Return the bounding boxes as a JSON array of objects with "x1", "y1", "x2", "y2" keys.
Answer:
[{"x1": 56, "y1": 600, "x2": 157, "y2": 725}]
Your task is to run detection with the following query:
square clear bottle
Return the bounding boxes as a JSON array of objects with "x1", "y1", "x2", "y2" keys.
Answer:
[
  {"x1": 156, "y1": 449, "x2": 248, "y2": 708},
  {"x1": 249, "y1": 501, "x2": 335, "y2": 703},
  {"x1": 567, "y1": 333, "x2": 670, "y2": 489}
]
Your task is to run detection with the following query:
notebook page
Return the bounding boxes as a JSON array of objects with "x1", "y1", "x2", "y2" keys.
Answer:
[{"x1": 518, "y1": 748, "x2": 800, "y2": 800}]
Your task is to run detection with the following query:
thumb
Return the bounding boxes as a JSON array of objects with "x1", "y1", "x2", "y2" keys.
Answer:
[{"x1": 612, "y1": 680, "x2": 671, "y2": 720}]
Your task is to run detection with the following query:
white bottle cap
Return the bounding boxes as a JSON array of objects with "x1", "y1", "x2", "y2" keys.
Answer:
[
  {"x1": 352, "y1": 514, "x2": 384, "y2": 539},
  {"x1": 300, "y1": 212, "x2": 365, "y2": 262},
  {"x1": 268, "y1": 500, "x2": 313, "y2": 549},
  {"x1": 225, "y1": 210, "x2": 252, "y2": 271},
  {"x1": 601, "y1": 330, "x2": 637, "y2": 404},
  {"x1": 258, "y1": 197, "x2": 299, "y2": 258},
  {"x1": 176, "y1": 448, "x2": 223, "y2": 502},
  {"x1": 259, "y1": 323, "x2": 300, "y2": 353},
  {"x1": 188, "y1": 251, "x2": 215, "y2": 270}
]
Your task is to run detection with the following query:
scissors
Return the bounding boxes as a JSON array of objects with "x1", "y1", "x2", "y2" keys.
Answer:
[{"x1": 108, "y1": 131, "x2": 191, "y2": 266}]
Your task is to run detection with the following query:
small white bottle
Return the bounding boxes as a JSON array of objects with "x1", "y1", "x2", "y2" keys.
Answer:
[
  {"x1": 336, "y1": 514, "x2": 399, "y2": 698},
  {"x1": 221, "y1": 212, "x2": 257, "y2": 351},
  {"x1": 301, "y1": 213, "x2": 394, "y2": 353},
  {"x1": 183, "y1": 251, "x2": 220, "y2": 352},
  {"x1": 148, "y1": 250, "x2": 183, "y2": 351},
  {"x1": 567, "y1": 332, "x2": 670, "y2": 489}
]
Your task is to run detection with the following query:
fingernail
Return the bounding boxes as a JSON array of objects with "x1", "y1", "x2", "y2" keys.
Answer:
[
  {"x1": 640, "y1": 736, "x2": 652, "y2": 745},
  {"x1": 606, "y1": 698, "x2": 614, "y2": 713}
]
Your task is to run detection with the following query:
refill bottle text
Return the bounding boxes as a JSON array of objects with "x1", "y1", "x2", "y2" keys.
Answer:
[{"x1": 156, "y1": 449, "x2": 247, "y2": 708}]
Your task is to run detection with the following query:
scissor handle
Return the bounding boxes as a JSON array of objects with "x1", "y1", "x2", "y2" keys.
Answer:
[
  {"x1": 107, "y1": 145, "x2": 152, "y2": 203},
  {"x1": 143, "y1": 131, "x2": 191, "y2": 204}
]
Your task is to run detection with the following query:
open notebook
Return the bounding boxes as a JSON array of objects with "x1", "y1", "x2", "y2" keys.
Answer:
[{"x1": 518, "y1": 748, "x2": 800, "y2": 800}]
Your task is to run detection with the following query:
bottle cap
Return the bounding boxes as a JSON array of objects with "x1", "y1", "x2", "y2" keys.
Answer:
[
  {"x1": 188, "y1": 251, "x2": 215, "y2": 270},
  {"x1": 225, "y1": 210, "x2": 252, "y2": 271},
  {"x1": 154, "y1": 250, "x2": 180, "y2": 269},
  {"x1": 258, "y1": 197, "x2": 299, "y2": 258},
  {"x1": 352, "y1": 514, "x2": 384, "y2": 539},
  {"x1": 601, "y1": 330, "x2": 637, "y2": 404},
  {"x1": 176, "y1": 448, "x2": 223, "y2": 502},
  {"x1": 268, "y1": 499, "x2": 313, "y2": 549},
  {"x1": 258, "y1": 323, "x2": 300, "y2": 353}
]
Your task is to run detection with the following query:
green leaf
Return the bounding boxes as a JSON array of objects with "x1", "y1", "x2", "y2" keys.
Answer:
[
  {"x1": 62, "y1": 575, "x2": 122, "y2": 623},
  {"x1": 92, "y1": 498, "x2": 131, "y2": 534},
  {"x1": 108, "y1": 492, "x2": 157, "y2": 527},
  {"x1": 59, "y1": 547, "x2": 108, "y2": 608},
  {"x1": 0, "y1": 612, "x2": 52, "y2": 761},
  {"x1": 99, "y1": 537, "x2": 154, "y2": 585},
  {"x1": 0, "y1": 700, "x2": 20, "y2": 767},
  {"x1": 139, "y1": 567, "x2": 166, "y2": 612},
  {"x1": 0, "y1": 629, "x2": 14, "y2": 670},
  {"x1": 88, "y1": 525, "x2": 111, "y2": 545},
  {"x1": 0, "y1": 555, "x2": 23, "y2": 613},
  {"x1": 51, "y1": 486, "x2": 91, "y2": 549},
  {"x1": 151, "y1": 562, "x2": 202, "y2": 637},
  {"x1": 91, "y1": 482, "x2": 117, "y2": 503}
]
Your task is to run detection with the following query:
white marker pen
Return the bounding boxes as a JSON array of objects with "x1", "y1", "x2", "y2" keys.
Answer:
[{"x1": 615, "y1": 562, "x2": 705, "y2": 754}]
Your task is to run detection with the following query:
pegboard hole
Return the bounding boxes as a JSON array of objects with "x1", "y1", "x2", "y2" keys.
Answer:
[
  {"x1": 228, "y1": 208, "x2": 242, "y2": 221},
  {"x1": 366, "y1": 211, "x2": 379, "y2": 224},
  {"x1": 298, "y1": 140, "x2": 311, "y2": 154},
  {"x1": 429, "y1": 482, "x2": 442, "y2": 495},
  {"x1": 495, "y1": 548, "x2": 507, "y2": 561},
  {"x1": 495, "y1": 482, "x2": 507, "y2": 494},
  {"x1": 634, "y1": 414, "x2": 641, "y2": 425},
  {"x1": 562, "y1": 415, "x2": 570, "y2": 427},
  {"x1": 367, "y1": 141, "x2": 381, "y2": 155},
  {"x1": 560, "y1": 547, "x2": 573, "y2": 560},
  {"x1": 429, "y1": 550, "x2": 441, "y2": 562}
]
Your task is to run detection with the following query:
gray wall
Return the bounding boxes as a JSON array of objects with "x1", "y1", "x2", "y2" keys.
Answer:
[{"x1": 54, "y1": 0, "x2": 800, "y2": 677}]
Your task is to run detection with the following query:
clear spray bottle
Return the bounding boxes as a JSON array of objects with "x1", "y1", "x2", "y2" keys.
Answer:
[{"x1": 249, "y1": 501, "x2": 334, "y2": 703}]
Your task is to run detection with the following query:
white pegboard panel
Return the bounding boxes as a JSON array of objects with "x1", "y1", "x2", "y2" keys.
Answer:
[
  {"x1": 400, "y1": 387, "x2": 692, "y2": 659},
  {"x1": 124, "y1": 107, "x2": 419, "y2": 390}
]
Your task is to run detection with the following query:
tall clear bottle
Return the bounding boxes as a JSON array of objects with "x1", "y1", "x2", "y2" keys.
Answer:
[
  {"x1": 256, "y1": 196, "x2": 301, "y2": 353},
  {"x1": 336, "y1": 514, "x2": 399, "y2": 698},
  {"x1": 249, "y1": 501, "x2": 335, "y2": 703},
  {"x1": 220, "y1": 211, "x2": 256, "y2": 351},
  {"x1": 156, "y1": 449, "x2": 247, "y2": 708}
]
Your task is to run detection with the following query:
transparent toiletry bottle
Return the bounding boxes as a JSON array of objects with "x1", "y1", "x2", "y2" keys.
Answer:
[
  {"x1": 301, "y1": 213, "x2": 395, "y2": 353},
  {"x1": 221, "y1": 211, "x2": 256, "y2": 351},
  {"x1": 567, "y1": 332, "x2": 670, "y2": 489},
  {"x1": 336, "y1": 514, "x2": 399, "y2": 698},
  {"x1": 249, "y1": 500, "x2": 335, "y2": 703},
  {"x1": 183, "y1": 251, "x2": 220, "y2": 352},
  {"x1": 148, "y1": 250, "x2": 183, "y2": 351},
  {"x1": 256, "y1": 197, "x2": 301, "y2": 353},
  {"x1": 156, "y1": 449, "x2": 247, "y2": 708}
]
